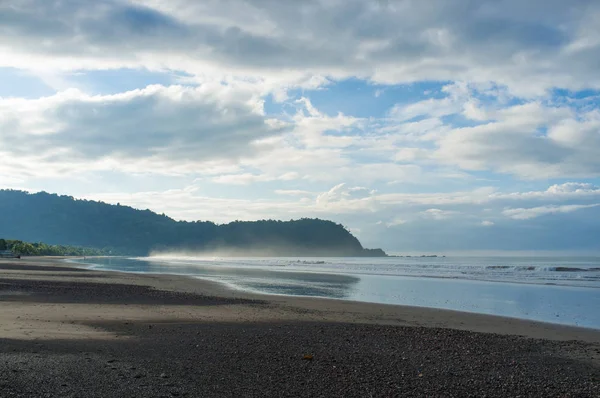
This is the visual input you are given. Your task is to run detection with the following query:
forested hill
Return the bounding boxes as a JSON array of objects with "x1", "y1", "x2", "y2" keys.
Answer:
[{"x1": 0, "y1": 190, "x2": 387, "y2": 257}]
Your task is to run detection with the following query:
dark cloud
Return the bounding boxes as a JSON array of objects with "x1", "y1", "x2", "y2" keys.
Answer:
[{"x1": 0, "y1": 0, "x2": 599, "y2": 92}]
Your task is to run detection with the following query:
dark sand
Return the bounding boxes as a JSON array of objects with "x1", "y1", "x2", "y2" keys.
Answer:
[{"x1": 1, "y1": 258, "x2": 599, "y2": 397}]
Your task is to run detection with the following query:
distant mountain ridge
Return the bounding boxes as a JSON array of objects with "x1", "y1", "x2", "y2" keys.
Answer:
[{"x1": 0, "y1": 190, "x2": 387, "y2": 257}]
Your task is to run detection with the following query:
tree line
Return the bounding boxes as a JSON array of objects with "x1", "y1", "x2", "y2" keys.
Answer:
[{"x1": 0, "y1": 238, "x2": 109, "y2": 257}]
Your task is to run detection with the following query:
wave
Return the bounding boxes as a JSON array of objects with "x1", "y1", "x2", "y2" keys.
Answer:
[
  {"x1": 486, "y1": 265, "x2": 600, "y2": 272},
  {"x1": 486, "y1": 265, "x2": 537, "y2": 271},
  {"x1": 552, "y1": 267, "x2": 600, "y2": 272}
]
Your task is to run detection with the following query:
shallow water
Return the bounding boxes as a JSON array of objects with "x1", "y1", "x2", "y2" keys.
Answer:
[{"x1": 70, "y1": 256, "x2": 600, "y2": 329}]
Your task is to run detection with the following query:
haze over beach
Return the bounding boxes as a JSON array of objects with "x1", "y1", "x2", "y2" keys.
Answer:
[{"x1": 1, "y1": 0, "x2": 600, "y2": 396}]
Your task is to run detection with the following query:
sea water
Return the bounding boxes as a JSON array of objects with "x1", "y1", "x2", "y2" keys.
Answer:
[{"x1": 70, "y1": 256, "x2": 600, "y2": 329}]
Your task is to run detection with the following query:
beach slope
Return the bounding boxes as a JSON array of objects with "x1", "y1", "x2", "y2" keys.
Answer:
[{"x1": 1, "y1": 258, "x2": 599, "y2": 397}]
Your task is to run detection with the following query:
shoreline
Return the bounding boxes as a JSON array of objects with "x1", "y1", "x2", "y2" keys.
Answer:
[
  {"x1": 3, "y1": 257, "x2": 600, "y2": 342},
  {"x1": 2, "y1": 257, "x2": 599, "y2": 397},
  {"x1": 67, "y1": 256, "x2": 600, "y2": 332}
]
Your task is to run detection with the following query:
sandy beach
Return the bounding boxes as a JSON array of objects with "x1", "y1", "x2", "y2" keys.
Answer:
[{"x1": 1, "y1": 257, "x2": 599, "y2": 397}]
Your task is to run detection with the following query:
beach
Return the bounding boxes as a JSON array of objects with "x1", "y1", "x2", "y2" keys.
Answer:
[{"x1": 1, "y1": 257, "x2": 599, "y2": 397}]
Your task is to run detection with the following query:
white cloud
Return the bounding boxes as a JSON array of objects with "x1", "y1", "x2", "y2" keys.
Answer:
[
  {"x1": 366, "y1": 83, "x2": 600, "y2": 180},
  {"x1": 502, "y1": 204, "x2": 600, "y2": 220},
  {"x1": 493, "y1": 182, "x2": 600, "y2": 200},
  {"x1": 0, "y1": 84, "x2": 288, "y2": 177},
  {"x1": 481, "y1": 220, "x2": 495, "y2": 226},
  {"x1": 306, "y1": 183, "x2": 600, "y2": 214},
  {"x1": 433, "y1": 101, "x2": 600, "y2": 179},
  {"x1": 291, "y1": 97, "x2": 360, "y2": 148},
  {"x1": 546, "y1": 182, "x2": 598, "y2": 194},
  {"x1": 194, "y1": 97, "x2": 463, "y2": 186},
  {"x1": 274, "y1": 190, "x2": 314, "y2": 196},
  {"x1": 389, "y1": 83, "x2": 468, "y2": 121},
  {"x1": 386, "y1": 217, "x2": 407, "y2": 227},
  {"x1": 316, "y1": 183, "x2": 361, "y2": 204},
  {"x1": 394, "y1": 148, "x2": 430, "y2": 162},
  {"x1": 377, "y1": 187, "x2": 497, "y2": 207},
  {"x1": 212, "y1": 172, "x2": 300, "y2": 185},
  {"x1": 420, "y1": 208, "x2": 459, "y2": 220}
]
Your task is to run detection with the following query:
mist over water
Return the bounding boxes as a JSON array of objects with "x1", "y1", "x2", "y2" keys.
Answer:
[{"x1": 71, "y1": 255, "x2": 600, "y2": 329}]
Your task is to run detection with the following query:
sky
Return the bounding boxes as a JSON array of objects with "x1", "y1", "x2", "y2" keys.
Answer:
[{"x1": 1, "y1": 0, "x2": 600, "y2": 253}]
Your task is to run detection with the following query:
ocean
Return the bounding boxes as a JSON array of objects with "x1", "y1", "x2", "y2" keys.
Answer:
[{"x1": 70, "y1": 256, "x2": 600, "y2": 329}]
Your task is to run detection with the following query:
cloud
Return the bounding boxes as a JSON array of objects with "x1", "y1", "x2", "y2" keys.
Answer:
[
  {"x1": 389, "y1": 83, "x2": 468, "y2": 121},
  {"x1": 178, "y1": 98, "x2": 464, "y2": 186},
  {"x1": 546, "y1": 182, "x2": 597, "y2": 194},
  {"x1": 1, "y1": 0, "x2": 600, "y2": 95},
  {"x1": 420, "y1": 208, "x2": 458, "y2": 220},
  {"x1": 310, "y1": 183, "x2": 600, "y2": 213},
  {"x1": 316, "y1": 183, "x2": 369, "y2": 204},
  {"x1": 481, "y1": 220, "x2": 495, "y2": 226},
  {"x1": 274, "y1": 190, "x2": 314, "y2": 196},
  {"x1": 211, "y1": 172, "x2": 300, "y2": 185},
  {"x1": 502, "y1": 204, "x2": 600, "y2": 220},
  {"x1": 492, "y1": 182, "x2": 600, "y2": 201},
  {"x1": 431, "y1": 100, "x2": 600, "y2": 179},
  {"x1": 0, "y1": 84, "x2": 288, "y2": 177},
  {"x1": 376, "y1": 187, "x2": 498, "y2": 207},
  {"x1": 394, "y1": 148, "x2": 430, "y2": 162},
  {"x1": 386, "y1": 217, "x2": 407, "y2": 227},
  {"x1": 373, "y1": 83, "x2": 600, "y2": 180}
]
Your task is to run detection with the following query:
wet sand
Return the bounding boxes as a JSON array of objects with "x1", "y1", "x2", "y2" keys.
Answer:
[{"x1": 1, "y1": 258, "x2": 599, "y2": 397}]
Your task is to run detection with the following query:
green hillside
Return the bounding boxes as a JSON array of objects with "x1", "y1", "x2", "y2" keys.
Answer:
[{"x1": 0, "y1": 190, "x2": 387, "y2": 257}]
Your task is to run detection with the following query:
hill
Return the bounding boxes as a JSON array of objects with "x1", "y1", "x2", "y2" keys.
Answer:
[{"x1": 0, "y1": 190, "x2": 387, "y2": 257}]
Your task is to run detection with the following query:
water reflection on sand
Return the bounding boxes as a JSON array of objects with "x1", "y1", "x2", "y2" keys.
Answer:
[{"x1": 72, "y1": 256, "x2": 600, "y2": 329}]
